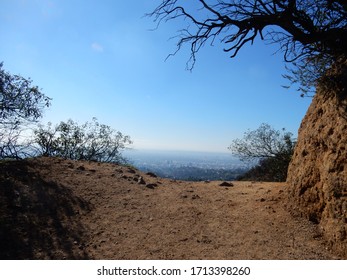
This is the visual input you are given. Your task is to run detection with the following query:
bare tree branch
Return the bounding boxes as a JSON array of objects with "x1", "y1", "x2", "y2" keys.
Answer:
[{"x1": 148, "y1": 0, "x2": 347, "y2": 92}]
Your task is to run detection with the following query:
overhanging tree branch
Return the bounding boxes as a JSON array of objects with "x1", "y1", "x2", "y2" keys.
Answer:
[{"x1": 148, "y1": 0, "x2": 347, "y2": 93}]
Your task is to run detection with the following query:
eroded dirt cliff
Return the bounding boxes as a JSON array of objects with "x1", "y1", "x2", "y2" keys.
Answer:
[{"x1": 287, "y1": 59, "x2": 347, "y2": 257}]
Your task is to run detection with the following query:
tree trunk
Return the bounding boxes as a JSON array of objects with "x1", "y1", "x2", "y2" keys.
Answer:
[{"x1": 286, "y1": 59, "x2": 347, "y2": 257}]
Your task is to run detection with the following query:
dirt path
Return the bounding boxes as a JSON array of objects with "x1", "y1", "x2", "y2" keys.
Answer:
[{"x1": 0, "y1": 157, "x2": 340, "y2": 259}]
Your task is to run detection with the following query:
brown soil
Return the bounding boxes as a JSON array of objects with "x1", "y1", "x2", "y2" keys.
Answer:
[
  {"x1": 0, "y1": 157, "x2": 341, "y2": 259},
  {"x1": 287, "y1": 59, "x2": 347, "y2": 257}
]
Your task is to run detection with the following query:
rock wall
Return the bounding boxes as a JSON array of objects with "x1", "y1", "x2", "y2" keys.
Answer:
[{"x1": 287, "y1": 60, "x2": 347, "y2": 257}]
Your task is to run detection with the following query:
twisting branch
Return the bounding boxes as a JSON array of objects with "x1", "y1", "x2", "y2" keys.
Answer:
[{"x1": 148, "y1": 0, "x2": 347, "y2": 93}]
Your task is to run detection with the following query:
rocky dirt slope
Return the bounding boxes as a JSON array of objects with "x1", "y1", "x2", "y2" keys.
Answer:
[
  {"x1": 0, "y1": 157, "x2": 341, "y2": 259},
  {"x1": 287, "y1": 59, "x2": 347, "y2": 257}
]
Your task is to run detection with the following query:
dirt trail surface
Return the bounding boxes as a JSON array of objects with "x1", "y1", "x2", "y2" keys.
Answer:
[{"x1": 0, "y1": 157, "x2": 341, "y2": 259}]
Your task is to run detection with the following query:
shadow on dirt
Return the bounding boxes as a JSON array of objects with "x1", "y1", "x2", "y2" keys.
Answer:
[{"x1": 0, "y1": 159, "x2": 91, "y2": 259}]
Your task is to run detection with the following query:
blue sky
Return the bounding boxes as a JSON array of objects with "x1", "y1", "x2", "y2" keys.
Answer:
[{"x1": 0, "y1": 0, "x2": 312, "y2": 153}]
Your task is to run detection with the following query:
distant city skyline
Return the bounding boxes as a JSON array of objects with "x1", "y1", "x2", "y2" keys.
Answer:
[
  {"x1": 124, "y1": 149, "x2": 247, "y2": 181},
  {"x1": 1, "y1": 1, "x2": 312, "y2": 153},
  {"x1": 123, "y1": 149, "x2": 244, "y2": 168}
]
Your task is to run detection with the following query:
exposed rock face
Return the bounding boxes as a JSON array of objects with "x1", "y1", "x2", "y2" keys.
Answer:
[{"x1": 287, "y1": 59, "x2": 347, "y2": 257}]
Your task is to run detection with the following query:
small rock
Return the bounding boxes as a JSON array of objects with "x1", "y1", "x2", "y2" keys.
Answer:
[
  {"x1": 77, "y1": 165, "x2": 85, "y2": 171},
  {"x1": 127, "y1": 168, "x2": 136, "y2": 174},
  {"x1": 219, "y1": 182, "x2": 234, "y2": 187},
  {"x1": 137, "y1": 176, "x2": 146, "y2": 185},
  {"x1": 313, "y1": 233, "x2": 323, "y2": 239},
  {"x1": 146, "y1": 172, "x2": 157, "y2": 178},
  {"x1": 146, "y1": 183, "x2": 158, "y2": 189}
]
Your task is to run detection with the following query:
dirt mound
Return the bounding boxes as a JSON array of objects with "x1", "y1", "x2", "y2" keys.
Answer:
[
  {"x1": 287, "y1": 60, "x2": 347, "y2": 258},
  {"x1": 0, "y1": 157, "x2": 341, "y2": 259},
  {"x1": 0, "y1": 159, "x2": 91, "y2": 259}
]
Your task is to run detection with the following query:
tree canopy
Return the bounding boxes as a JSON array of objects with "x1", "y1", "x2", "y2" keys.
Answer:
[
  {"x1": 0, "y1": 63, "x2": 51, "y2": 159},
  {"x1": 0, "y1": 63, "x2": 50, "y2": 126},
  {"x1": 228, "y1": 123, "x2": 295, "y2": 162},
  {"x1": 33, "y1": 118, "x2": 132, "y2": 164},
  {"x1": 149, "y1": 0, "x2": 347, "y2": 95},
  {"x1": 229, "y1": 123, "x2": 296, "y2": 181}
]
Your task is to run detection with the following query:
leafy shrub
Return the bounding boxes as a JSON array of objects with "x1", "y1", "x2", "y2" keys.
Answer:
[
  {"x1": 0, "y1": 63, "x2": 50, "y2": 159},
  {"x1": 229, "y1": 123, "x2": 296, "y2": 182},
  {"x1": 34, "y1": 118, "x2": 132, "y2": 164}
]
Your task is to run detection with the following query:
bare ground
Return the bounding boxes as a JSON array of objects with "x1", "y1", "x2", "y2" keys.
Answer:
[{"x1": 0, "y1": 157, "x2": 341, "y2": 259}]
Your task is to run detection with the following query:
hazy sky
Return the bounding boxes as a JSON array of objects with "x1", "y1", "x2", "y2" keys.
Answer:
[{"x1": 0, "y1": 0, "x2": 312, "y2": 152}]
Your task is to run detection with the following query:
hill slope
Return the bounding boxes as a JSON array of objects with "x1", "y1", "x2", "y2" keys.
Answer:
[{"x1": 0, "y1": 157, "x2": 341, "y2": 259}]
